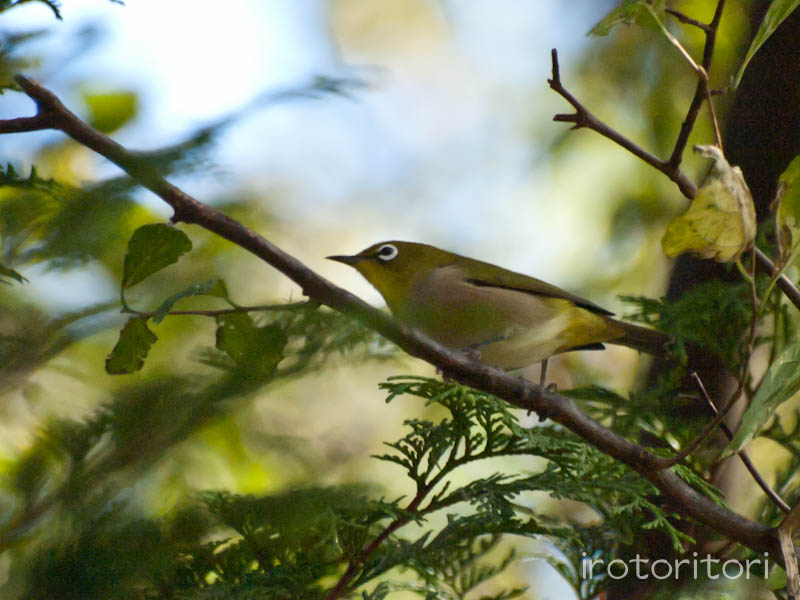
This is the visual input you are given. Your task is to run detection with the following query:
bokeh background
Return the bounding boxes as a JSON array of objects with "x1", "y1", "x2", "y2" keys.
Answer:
[{"x1": 0, "y1": 1, "x2": 754, "y2": 597}]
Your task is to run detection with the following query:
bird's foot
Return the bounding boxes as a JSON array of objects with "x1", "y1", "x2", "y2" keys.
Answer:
[
  {"x1": 531, "y1": 408, "x2": 550, "y2": 422},
  {"x1": 533, "y1": 383, "x2": 558, "y2": 420},
  {"x1": 459, "y1": 344, "x2": 483, "y2": 362},
  {"x1": 516, "y1": 375, "x2": 549, "y2": 421}
]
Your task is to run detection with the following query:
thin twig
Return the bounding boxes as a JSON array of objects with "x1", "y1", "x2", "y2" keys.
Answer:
[
  {"x1": 548, "y1": 1, "x2": 727, "y2": 200},
  {"x1": 655, "y1": 384, "x2": 741, "y2": 469},
  {"x1": 646, "y1": 4, "x2": 725, "y2": 152},
  {"x1": 668, "y1": 0, "x2": 726, "y2": 170},
  {"x1": 755, "y1": 247, "x2": 800, "y2": 312},
  {"x1": 666, "y1": 8, "x2": 711, "y2": 32},
  {"x1": 704, "y1": 80, "x2": 725, "y2": 152},
  {"x1": 0, "y1": 112, "x2": 55, "y2": 134},
  {"x1": 745, "y1": 248, "x2": 761, "y2": 364},
  {"x1": 548, "y1": 49, "x2": 697, "y2": 199},
  {"x1": 648, "y1": 5, "x2": 703, "y2": 74},
  {"x1": 122, "y1": 301, "x2": 312, "y2": 319},
  {"x1": 691, "y1": 372, "x2": 790, "y2": 513}
]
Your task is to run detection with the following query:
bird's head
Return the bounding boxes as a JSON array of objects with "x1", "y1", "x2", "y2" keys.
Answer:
[{"x1": 327, "y1": 240, "x2": 453, "y2": 308}]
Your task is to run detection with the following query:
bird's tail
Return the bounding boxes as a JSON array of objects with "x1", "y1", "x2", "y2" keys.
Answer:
[{"x1": 608, "y1": 318, "x2": 672, "y2": 357}]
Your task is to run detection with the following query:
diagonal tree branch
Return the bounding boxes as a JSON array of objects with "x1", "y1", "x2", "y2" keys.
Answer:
[{"x1": 0, "y1": 74, "x2": 782, "y2": 559}]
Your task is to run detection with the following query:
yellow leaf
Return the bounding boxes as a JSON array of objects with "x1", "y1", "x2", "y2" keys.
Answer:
[{"x1": 662, "y1": 145, "x2": 756, "y2": 262}]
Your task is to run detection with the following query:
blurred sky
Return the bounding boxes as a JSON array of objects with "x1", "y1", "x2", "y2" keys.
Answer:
[{"x1": 0, "y1": 0, "x2": 635, "y2": 312}]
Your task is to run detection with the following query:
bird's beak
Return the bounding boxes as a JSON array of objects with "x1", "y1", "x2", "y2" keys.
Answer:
[{"x1": 326, "y1": 254, "x2": 364, "y2": 265}]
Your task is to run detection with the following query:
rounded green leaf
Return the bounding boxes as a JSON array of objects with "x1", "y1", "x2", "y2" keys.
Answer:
[
  {"x1": 122, "y1": 224, "x2": 192, "y2": 290},
  {"x1": 83, "y1": 90, "x2": 138, "y2": 134},
  {"x1": 215, "y1": 313, "x2": 287, "y2": 378},
  {"x1": 105, "y1": 317, "x2": 158, "y2": 374}
]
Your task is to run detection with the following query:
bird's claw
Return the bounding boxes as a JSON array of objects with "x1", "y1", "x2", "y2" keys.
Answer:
[{"x1": 460, "y1": 345, "x2": 482, "y2": 362}]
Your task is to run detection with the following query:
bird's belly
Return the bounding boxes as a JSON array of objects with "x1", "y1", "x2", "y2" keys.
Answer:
[
  {"x1": 396, "y1": 285, "x2": 616, "y2": 370},
  {"x1": 475, "y1": 322, "x2": 573, "y2": 369}
]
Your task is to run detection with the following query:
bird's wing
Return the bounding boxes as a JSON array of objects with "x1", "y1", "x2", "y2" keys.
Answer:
[{"x1": 462, "y1": 263, "x2": 614, "y2": 317}]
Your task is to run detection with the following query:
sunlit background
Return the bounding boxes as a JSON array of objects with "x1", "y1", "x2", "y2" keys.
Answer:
[{"x1": 0, "y1": 0, "x2": 742, "y2": 596}]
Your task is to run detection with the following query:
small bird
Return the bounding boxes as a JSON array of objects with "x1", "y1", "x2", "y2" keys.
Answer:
[{"x1": 328, "y1": 241, "x2": 669, "y2": 384}]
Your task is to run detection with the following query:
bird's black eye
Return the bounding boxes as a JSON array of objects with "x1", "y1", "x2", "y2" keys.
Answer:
[{"x1": 376, "y1": 244, "x2": 399, "y2": 262}]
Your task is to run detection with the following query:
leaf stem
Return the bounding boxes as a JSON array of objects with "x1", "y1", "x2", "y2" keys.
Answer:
[{"x1": 121, "y1": 301, "x2": 312, "y2": 320}]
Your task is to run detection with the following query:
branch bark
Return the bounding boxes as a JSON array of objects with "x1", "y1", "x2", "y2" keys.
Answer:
[{"x1": 0, "y1": 74, "x2": 782, "y2": 559}]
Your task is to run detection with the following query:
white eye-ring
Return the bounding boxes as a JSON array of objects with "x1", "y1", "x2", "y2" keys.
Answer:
[{"x1": 376, "y1": 243, "x2": 399, "y2": 262}]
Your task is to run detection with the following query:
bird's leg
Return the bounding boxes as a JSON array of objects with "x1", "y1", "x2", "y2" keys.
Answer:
[
  {"x1": 539, "y1": 358, "x2": 558, "y2": 394},
  {"x1": 460, "y1": 344, "x2": 483, "y2": 362},
  {"x1": 525, "y1": 360, "x2": 555, "y2": 422}
]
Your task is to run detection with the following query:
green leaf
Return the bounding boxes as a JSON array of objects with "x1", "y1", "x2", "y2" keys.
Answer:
[
  {"x1": 215, "y1": 313, "x2": 286, "y2": 377},
  {"x1": 204, "y1": 278, "x2": 231, "y2": 300},
  {"x1": 151, "y1": 279, "x2": 229, "y2": 323},
  {"x1": 122, "y1": 224, "x2": 192, "y2": 289},
  {"x1": 588, "y1": 0, "x2": 665, "y2": 36},
  {"x1": 105, "y1": 317, "x2": 158, "y2": 374},
  {"x1": 662, "y1": 145, "x2": 756, "y2": 262},
  {"x1": 83, "y1": 90, "x2": 138, "y2": 134},
  {"x1": 723, "y1": 341, "x2": 800, "y2": 457},
  {"x1": 0, "y1": 262, "x2": 27, "y2": 284},
  {"x1": 774, "y1": 155, "x2": 800, "y2": 267},
  {"x1": 734, "y1": 0, "x2": 800, "y2": 87}
]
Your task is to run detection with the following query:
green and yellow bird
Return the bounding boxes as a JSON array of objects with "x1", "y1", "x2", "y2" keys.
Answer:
[{"x1": 328, "y1": 241, "x2": 668, "y2": 383}]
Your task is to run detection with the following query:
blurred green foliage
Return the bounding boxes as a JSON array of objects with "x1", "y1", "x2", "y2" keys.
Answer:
[{"x1": 83, "y1": 90, "x2": 137, "y2": 134}]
